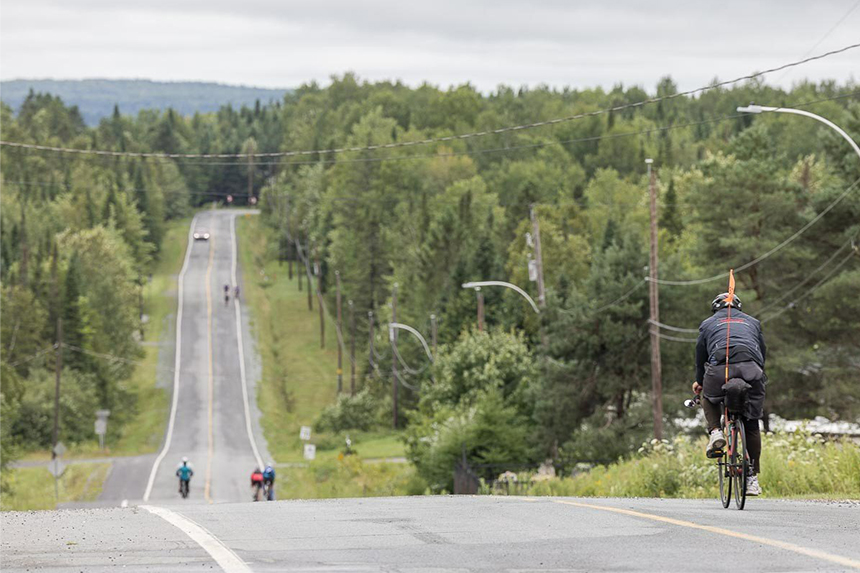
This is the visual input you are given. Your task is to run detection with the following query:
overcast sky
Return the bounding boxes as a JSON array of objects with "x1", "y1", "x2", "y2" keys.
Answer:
[{"x1": 1, "y1": 0, "x2": 858, "y2": 92}]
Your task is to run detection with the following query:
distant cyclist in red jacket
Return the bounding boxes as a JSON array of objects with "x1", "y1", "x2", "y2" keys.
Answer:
[{"x1": 251, "y1": 467, "x2": 264, "y2": 501}]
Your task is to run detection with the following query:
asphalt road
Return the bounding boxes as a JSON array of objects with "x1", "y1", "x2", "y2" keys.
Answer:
[
  {"x1": 100, "y1": 210, "x2": 269, "y2": 506},
  {"x1": 3, "y1": 496, "x2": 859, "y2": 572}
]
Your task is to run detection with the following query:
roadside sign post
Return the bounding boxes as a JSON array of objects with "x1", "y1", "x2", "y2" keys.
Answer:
[
  {"x1": 303, "y1": 444, "x2": 316, "y2": 461},
  {"x1": 94, "y1": 410, "x2": 110, "y2": 451},
  {"x1": 300, "y1": 426, "x2": 311, "y2": 441}
]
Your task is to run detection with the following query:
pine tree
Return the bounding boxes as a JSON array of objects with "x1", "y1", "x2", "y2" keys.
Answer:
[
  {"x1": 659, "y1": 178, "x2": 683, "y2": 240},
  {"x1": 62, "y1": 252, "x2": 87, "y2": 371}
]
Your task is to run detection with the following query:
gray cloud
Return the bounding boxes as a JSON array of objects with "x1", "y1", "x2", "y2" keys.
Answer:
[{"x1": 1, "y1": 0, "x2": 858, "y2": 91}]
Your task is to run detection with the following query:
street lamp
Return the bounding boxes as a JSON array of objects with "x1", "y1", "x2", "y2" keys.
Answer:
[
  {"x1": 388, "y1": 322, "x2": 434, "y2": 362},
  {"x1": 737, "y1": 104, "x2": 860, "y2": 162},
  {"x1": 461, "y1": 281, "x2": 540, "y2": 314}
]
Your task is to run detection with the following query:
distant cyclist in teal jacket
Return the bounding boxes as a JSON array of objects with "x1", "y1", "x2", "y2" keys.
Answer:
[{"x1": 176, "y1": 457, "x2": 194, "y2": 496}]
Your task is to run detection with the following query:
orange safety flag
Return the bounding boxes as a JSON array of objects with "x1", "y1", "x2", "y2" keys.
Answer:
[
  {"x1": 726, "y1": 269, "x2": 735, "y2": 303},
  {"x1": 724, "y1": 269, "x2": 734, "y2": 382}
]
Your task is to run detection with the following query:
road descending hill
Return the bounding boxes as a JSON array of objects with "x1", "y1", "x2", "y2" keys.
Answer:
[{"x1": 3, "y1": 496, "x2": 860, "y2": 571}]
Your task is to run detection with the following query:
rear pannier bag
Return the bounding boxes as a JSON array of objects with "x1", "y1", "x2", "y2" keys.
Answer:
[{"x1": 722, "y1": 378, "x2": 752, "y2": 413}]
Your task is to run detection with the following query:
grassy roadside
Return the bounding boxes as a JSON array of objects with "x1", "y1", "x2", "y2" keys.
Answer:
[
  {"x1": 236, "y1": 215, "x2": 414, "y2": 497},
  {"x1": 4, "y1": 219, "x2": 191, "y2": 510},
  {"x1": 481, "y1": 431, "x2": 860, "y2": 499},
  {"x1": 18, "y1": 218, "x2": 191, "y2": 462},
  {"x1": 0, "y1": 463, "x2": 111, "y2": 511}
]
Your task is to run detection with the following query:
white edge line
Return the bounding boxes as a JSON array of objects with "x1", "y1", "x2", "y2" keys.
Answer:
[
  {"x1": 231, "y1": 213, "x2": 264, "y2": 469},
  {"x1": 141, "y1": 505, "x2": 252, "y2": 573},
  {"x1": 143, "y1": 214, "x2": 198, "y2": 501}
]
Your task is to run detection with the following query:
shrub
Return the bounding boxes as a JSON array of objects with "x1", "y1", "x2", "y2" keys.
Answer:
[
  {"x1": 405, "y1": 390, "x2": 536, "y2": 492},
  {"x1": 8, "y1": 367, "x2": 100, "y2": 449},
  {"x1": 315, "y1": 388, "x2": 383, "y2": 433}
]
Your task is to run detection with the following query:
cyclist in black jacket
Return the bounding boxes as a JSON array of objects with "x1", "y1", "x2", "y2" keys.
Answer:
[{"x1": 692, "y1": 293, "x2": 766, "y2": 496}]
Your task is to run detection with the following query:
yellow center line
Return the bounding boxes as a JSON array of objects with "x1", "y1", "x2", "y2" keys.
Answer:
[
  {"x1": 553, "y1": 500, "x2": 860, "y2": 570},
  {"x1": 204, "y1": 237, "x2": 215, "y2": 504}
]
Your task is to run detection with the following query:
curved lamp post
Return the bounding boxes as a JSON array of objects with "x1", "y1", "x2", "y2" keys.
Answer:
[
  {"x1": 461, "y1": 281, "x2": 540, "y2": 314},
  {"x1": 389, "y1": 322, "x2": 434, "y2": 362},
  {"x1": 737, "y1": 104, "x2": 860, "y2": 162}
]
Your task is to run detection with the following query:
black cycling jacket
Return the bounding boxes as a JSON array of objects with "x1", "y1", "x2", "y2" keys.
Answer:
[{"x1": 695, "y1": 308, "x2": 766, "y2": 384}]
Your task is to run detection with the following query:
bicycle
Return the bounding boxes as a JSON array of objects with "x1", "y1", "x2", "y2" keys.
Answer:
[
  {"x1": 179, "y1": 479, "x2": 190, "y2": 499},
  {"x1": 685, "y1": 390, "x2": 750, "y2": 510}
]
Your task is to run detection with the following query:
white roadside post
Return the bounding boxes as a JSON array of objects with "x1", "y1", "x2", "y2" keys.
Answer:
[{"x1": 94, "y1": 409, "x2": 110, "y2": 451}]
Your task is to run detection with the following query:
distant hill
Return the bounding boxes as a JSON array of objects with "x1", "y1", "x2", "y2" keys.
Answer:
[{"x1": 0, "y1": 79, "x2": 291, "y2": 125}]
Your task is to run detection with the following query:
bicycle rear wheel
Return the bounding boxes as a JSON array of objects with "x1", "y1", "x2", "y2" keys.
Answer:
[
  {"x1": 732, "y1": 421, "x2": 748, "y2": 510},
  {"x1": 719, "y1": 428, "x2": 731, "y2": 508}
]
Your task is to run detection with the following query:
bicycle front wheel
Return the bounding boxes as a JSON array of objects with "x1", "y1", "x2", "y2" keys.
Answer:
[{"x1": 732, "y1": 421, "x2": 748, "y2": 510}]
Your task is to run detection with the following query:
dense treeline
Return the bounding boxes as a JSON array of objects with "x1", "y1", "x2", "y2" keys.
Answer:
[
  {"x1": 258, "y1": 75, "x2": 859, "y2": 490},
  {"x1": 2, "y1": 76, "x2": 858, "y2": 494},
  {"x1": 1, "y1": 80, "x2": 290, "y2": 126}
]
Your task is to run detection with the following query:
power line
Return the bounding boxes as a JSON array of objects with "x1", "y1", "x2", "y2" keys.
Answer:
[
  {"x1": 651, "y1": 330, "x2": 698, "y2": 344},
  {"x1": 650, "y1": 176, "x2": 860, "y2": 286},
  {"x1": 2, "y1": 43, "x2": 858, "y2": 159},
  {"x1": 761, "y1": 249, "x2": 858, "y2": 323},
  {"x1": 649, "y1": 319, "x2": 698, "y2": 334},
  {"x1": 168, "y1": 89, "x2": 860, "y2": 167},
  {"x1": 774, "y1": 0, "x2": 860, "y2": 84},
  {"x1": 756, "y1": 235, "x2": 857, "y2": 315},
  {"x1": 652, "y1": 235, "x2": 858, "y2": 333}
]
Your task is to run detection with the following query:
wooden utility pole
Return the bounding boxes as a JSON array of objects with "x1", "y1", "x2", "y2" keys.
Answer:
[
  {"x1": 296, "y1": 237, "x2": 302, "y2": 292},
  {"x1": 52, "y1": 318, "x2": 63, "y2": 457},
  {"x1": 476, "y1": 288, "x2": 484, "y2": 332},
  {"x1": 391, "y1": 283, "x2": 398, "y2": 429},
  {"x1": 529, "y1": 205, "x2": 546, "y2": 307},
  {"x1": 430, "y1": 314, "x2": 437, "y2": 357},
  {"x1": 247, "y1": 153, "x2": 253, "y2": 203},
  {"x1": 646, "y1": 158, "x2": 664, "y2": 440},
  {"x1": 349, "y1": 300, "x2": 356, "y2": 396},
  {"x1": 368, "y1": 311, "x2": 375, "y2": 371},
  {"x1": 314, "y1": 247, "x2": 323, "y2": 347},
  {"x1": 305, "y1": 236, "x2": 313, "y2": 311},
  {"x1": 286, "y1": 195, "x2": 293, "y2": 280},
  {"x1": 336, "y1": 271, "x2": 343, "y2": 393}
]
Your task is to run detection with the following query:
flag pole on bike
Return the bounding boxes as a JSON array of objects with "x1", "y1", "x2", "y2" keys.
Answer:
[{"x1": 724, "y1": 269, "x2": 735, "y2": 385}]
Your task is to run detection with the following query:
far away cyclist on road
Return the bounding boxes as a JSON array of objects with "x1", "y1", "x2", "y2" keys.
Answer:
[
  {"x1": 692, "y1": 292, "x2": 767, "y2": 496},
  {"x1": 224, "y1": 283, "x2": 230, "y2": 305},
  {"x1": 262, "y1": 463, "x2": 276, "y2": 500},
  {"x1": 176, "y1": 457, "x2": 194, "y2": 498}
]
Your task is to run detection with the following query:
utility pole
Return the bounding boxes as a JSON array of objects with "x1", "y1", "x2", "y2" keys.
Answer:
[
  {"x1": 286, "y1": 194, "x2": 293, "y2": 280},
  {"x1": 306, "y1": 235, "x2": 313, "y2": 311},
  {"x1": 247, "y1": 152, "x2": 253, "y2": 204},
  {"x1": 368, "y1": 311, "x2": 375, "y2": 372},
  {"x1": 476, "y1": 288, "x2": 484, "y2": 332},
  {"x1": 138, "y1": 274, "x2": 145, "y2": 339},
  {"x1": 336, "y1": 271, "x2": 343, "y2": 393},
  {"x1": 296, "y1": 237, "x2": 302, "y2": 292},
  {"x1": 529, "y1": 204, "x2": 546, "y2": 308},
  {"x1": 52, "y1": 318, "x2": 63, "y2": 460},
  {"x1": 314, "y1": 246, "x2": 323, "y2": 347},
  {"x1": 349, "y1": 300, "x2": 356, "y2": 396},
  {"x1": 646, "y1": 158, "x2": 664, "y2": 440},
  {"x1": 430, "y1": 314, "x2": 437, "y2": 357},
  {"x1": 391, "y1": 283, "x2": 398, "y2": 429}
]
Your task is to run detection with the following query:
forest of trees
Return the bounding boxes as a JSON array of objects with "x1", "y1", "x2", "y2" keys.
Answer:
[
  {"x1": 0, "y1": 80, "x2": 290, "y2": 126},
  {"x1": 2, "y1": 75, "x2": 858, "y2": 491}
]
